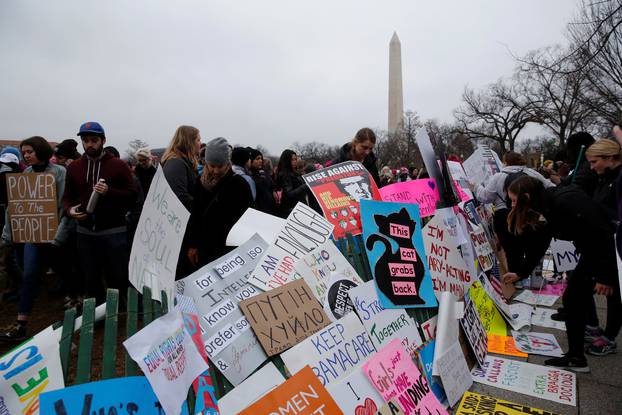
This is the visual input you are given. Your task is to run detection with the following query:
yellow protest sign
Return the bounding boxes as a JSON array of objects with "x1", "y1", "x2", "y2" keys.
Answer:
[
  {"x1": 469, "y1": 282, "x2": 507, "y2": 336},
  {"x1": 456, "y1": 391, "x2": 561, "y2": 415}
]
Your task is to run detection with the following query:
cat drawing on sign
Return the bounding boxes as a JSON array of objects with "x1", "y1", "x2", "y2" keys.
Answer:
[{"x1": 366, "y1": 208, "x2": 426, "y2": 305}]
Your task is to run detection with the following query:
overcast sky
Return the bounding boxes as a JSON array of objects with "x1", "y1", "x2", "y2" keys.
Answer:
[{"x1": 0, "y1": 1, "x2": 579, "y2": 155}]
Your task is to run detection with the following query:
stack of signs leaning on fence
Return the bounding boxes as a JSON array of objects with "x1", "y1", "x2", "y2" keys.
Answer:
[
  {"x1": 176, "y1": 234, "x2": 269, "y2": 385},
  {"x1": 303, "y1": 161, "x2": 381, "y2": 240},
  {"x1": 6, "y1": 172, "x2": 59, "y2": 243},
  {"x1": 281, "y1": 312, "x2": 376, "y2": 386},
  {"x1": 129, "y1": 167, "x2": 190, "y2": 304},
  {"x1": 40, "y1": 376, "x2": 190, "y2": 415},
  {"x1": 247, "y1": 202, "x2": 334, "y2": 291},
  {"x1": 363, "y1": 338, "x2": 448, "y2": 415},
  {"x1": 123, "y1": 307, "x2": 208, "y2": 415},
  {"x1": 0, "y1": 326, "x2": 64, "y2": 415},
  {"x1": 348, "y1": 280, "x2": 423, "y2": 358},
  {"x1": 360, "y1": 199, "x2": 437, "y2": 308},
  {"x1": 239, "y1": 279, "x2": 331, "y2": 356}
]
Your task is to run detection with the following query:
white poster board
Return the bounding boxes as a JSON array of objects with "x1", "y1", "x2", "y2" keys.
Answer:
[
  {"x1": 511, "y1": 331, "x2": 564, "y2": 357},
  {"x1": 226, "y1": 208, "x2": 285, "y2": 247},
  {"x1": 436, "y1": 341, "x2": 472, "y2": 407},
  {"x1": 550, "y1": 239, "x2": 580, "y2": 273},
  {"x1": 325, "y1": 366, "x2": 386, "y2": 415}
]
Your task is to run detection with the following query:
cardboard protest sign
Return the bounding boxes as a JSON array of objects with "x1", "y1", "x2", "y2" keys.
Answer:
[
  {"x1": 550, "y1": 239, "x2": 580, "y2": 272},
  {"x1": 487, "y1": 334, "x2": 528, "y2": 357},
  {"x1": 471, "y1": 356, "x2": 577, "y2": 406},
  {"x1": 176, "y1": 234, "x2": 269, "y2": 386},
  {"x1": 432, "y1": 291, "x2": 462, "y2": 376},
  {"x1": 6, "y1": 173, "x2": 58, "y2": 243},
  {"x1": 240, "y1": 279, "x2": 330, "y2": 356},
  {"x1": 226, "y1": 207, "x2": 285, "y2": 247},
  {"x1": 469, "y1": 224, "x2": 495, "y2": 272},
  {"x1": 460, "y1": 294, "x2": 488, "y2": 366},
  {"x1": 349, "y1": 280, "x2": 423, "y2": 358},
  {"x1": 514, "y1": 290, "x2": 559, "y2": 307},
  {"x1": 0, "y1": 326, "x2": 64, "y2": 415},
  {"x1": 469, "y1": 282, "x2": 507, "y2": 336},
  {"x1": 248, "y1": 203, "x2": 334, "y2": 291},
  {"x1": 532, "y1": 307, "x2": 566, "y2": 331},
  {"x1": 457, "y1": 391, "x2": 562, "y2": 415},
  {"x1": 216, "y1": 362, "x2": 285, "y2": 415},
  {"x1": 415, "y1": 340, "x2": 447, "y2": 404},
  {"x1": 281, "y1": 312, "x2": 376, "y2": 386},
  {"x1": 39, "y1": 376, "x2": 189, "y2": 415},
  {"x1": 436, "y1": 341, "x2": 472, "y2": 407},
  {"x1": 361, "y1": 199, "x2": 437, "y2": 308},
  {"x1": 326, "y1": 366, "x2": 386, "y2": 415},
  {"x1": 363, "y1": 338, "x2": 448, "y2": 415},
  {"x1": 304, "y1": 161, "x2": 381, "y2": 239},
  {"x1": 511, "y1": 331, "x2": 564, "y2": 357},
  {"x1": 423, "y1": 212, "x2": 475, "y2": 299},
  {"x1": 239, "y1": 365, "x2": 343, "y2": 415},
  {"x1": 124, "y1": 308, "x2": 208, "y2": 415},
  {"x1": 129, "y1": 167, "x2": 190, "y2": 303},
  {"x1": 462, "y1": 145, "x2": 502, "y2": 186}
]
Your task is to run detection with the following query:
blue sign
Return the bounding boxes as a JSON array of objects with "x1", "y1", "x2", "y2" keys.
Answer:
[
  {"x1": 417, "y1": 340, "x2": 447, "y2": 404},
  {"x1": 39, "y1": 376, "x2": 189, "y2": 415},
  {"x1": 360, "y1": 199, "x2": 437, "y2": 308}
]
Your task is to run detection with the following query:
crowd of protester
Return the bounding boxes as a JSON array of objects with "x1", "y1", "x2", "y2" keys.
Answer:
[{"x1": 0, "y1": 121, "x2": 620, "y2": 375}]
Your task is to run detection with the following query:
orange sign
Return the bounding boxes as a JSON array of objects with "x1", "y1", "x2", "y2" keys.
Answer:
[
  {"x1": 487, "y1": 334, "x2": 527, "y2": 358},
  {"x1": 239, "y1": 366, "x2": 343, "y2": 415}
]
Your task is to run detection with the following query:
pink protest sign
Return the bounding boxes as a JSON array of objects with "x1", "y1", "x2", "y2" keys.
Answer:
[
  {"x1": 363, "y1": 338, "x2": 448, "y2": 415},
  {"x1": 380, "y1": 179, "x2": 469, "y2": 217},
  {"x1": 536, "y1": 281, "x2": 567, "y2": 297}
]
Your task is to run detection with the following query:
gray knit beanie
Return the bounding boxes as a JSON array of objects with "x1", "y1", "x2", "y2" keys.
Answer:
[{"x1": 204, "y1": 137, "x2": 231, "y2": 165}]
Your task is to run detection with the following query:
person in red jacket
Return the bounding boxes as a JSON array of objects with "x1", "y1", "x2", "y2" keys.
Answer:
[{"x1": 62, "y1": 122, "x2": 136, "y2": 304}]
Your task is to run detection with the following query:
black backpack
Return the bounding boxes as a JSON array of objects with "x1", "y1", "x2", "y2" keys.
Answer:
[{"x1": 502, "y1": 170, "x2": 527, "y2": 208}]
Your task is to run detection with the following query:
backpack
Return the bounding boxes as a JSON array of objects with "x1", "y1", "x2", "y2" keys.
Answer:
[{"x1": 502, "y1": 169, "x2": 528, "y2": 208}]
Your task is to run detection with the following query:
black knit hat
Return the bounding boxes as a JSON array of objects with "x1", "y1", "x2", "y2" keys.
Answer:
[
  {"x1": 248, "y1": 147, "x2": 262, "y2": 160},
  {"x1": 231, "y1": 147, "x2": 251, "y2": 166},
  {"x1": 54, "y1": 139, "x2": 81, "y2": 160}
]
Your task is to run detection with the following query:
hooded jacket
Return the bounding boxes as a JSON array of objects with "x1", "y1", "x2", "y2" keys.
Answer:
[
  {"x1": 62, "y1": 152, "x2": 136, "y2": 232},
  {"x1": 332, "y1": 143, "x2": 380, "y2": 186}
]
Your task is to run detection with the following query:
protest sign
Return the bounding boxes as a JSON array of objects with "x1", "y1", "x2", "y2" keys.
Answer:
[
  {"x1": 550, "y1": 239, "x2": 580, "y2": 272},
  {"x1": 532, "y1": 307, "x2": 566, "y2": 331},
  {"x1": 240, "y1": 279, "x2": 330, "y2": 356},
  {"x1": 349, "y1": 280, "x2": 423, "y2": 358},
  {"x1": 469, "y1": 224, "x2": 494, "y2": 272},
  {"x1": 0, "y1": 326, "x2": 64, "y2": 415},
  {"x1": 216, "y1": 362, "x2": 285, "y2": 415},
  {"x1": 415, "y1": 340, "x2": 447, "y2": 404},
  {"x1": 239, "y1": 365, "x2": 343, "y2": 415},
  {"x1": 469, "y1": 282, "x2": 507, "y2": 337},
  {"x1": 303, "y1": 161, "x2": 381, "y2": 239},
  {"x1": 457, "y1": 391, "x2": 562, "y2": 415},
  {"x1": 460, "y1": 294, "x2": 488, "y2": 366},
  {"x1": 129, "y1": 167, "x2": 190, "y2": 303},
  {"x1": 379, "y1": 179, "x2": 441, "y2": 217},
  {"x1": 6, "y1": 173, "x2": 58, "y2": 243},
  {"x1": 536, "y1": 281, "x2": 567, "y2": 297},
  {"x1": 433, "y1": 291, "x2": 462, "y2": 376},
  {"x1": 514, "y1": 290, "x2": 559, "y2": 307},
  {"x1": 226, "y1": 208, "x2": 285, "y2": 247},
  {"x1": 124, "y1": 308, "x2": 208, "y2": 415},
  {"x1": 436, "y1": 341, "x2": 472, "y2": 407},
  {"x1": 487, "y1": 334, "x2": 528, "y2": 357},
  {"x1": 462, "y1": 145, "x2": 502, "y2": 186},
  {"x1": 508, "y1": 303, "x2": 533, "y2": 331},
  {"x1": 323, "y1": 272, "x2": 359, "y2": 321},
  {"x1": 511, "y1": 331, "x2": 564, "y2": 357},
  {"x1": 477, "y1": 273, "x2": 514, "y2": 323},
  {"x1": 281, "y1": 312, "x2": 376, "y2": 386},
  {"x1": 326, "y1": 366, "x2": 386, "y2": 415},
  {"x1": 292, "y1": 240, "x2": 362, "y2": 303},
  {"x1": 39, "y1": 376, "x2": 189, "y2": 415},
  {"x1": 415, "y1": 128, "x2": 445, "y2": 194},
  {"x1": 361, "y1": 199, "x2": 437, "y2": 308},
  {"x1": 423, "y1": 212, "x2": 474, "y2": 299},
  {"x1": 447, "y1": 160, "x2": 474, "y2": 200},
  {"x1": 421, "y1": 315, "x2": 437, "y2": 341},
  {"x1": 471, "y1": 356, "x2": 576, "y2": 406},
  {"x1": 363, "y1": 338, "x2": 448, "y2": 415},
  {"x1": 176, "y1": 234, "x2": 269, "y2": 386},
  {"x1": 248, "y1": 203, "x2": 334, "y2": 291}
]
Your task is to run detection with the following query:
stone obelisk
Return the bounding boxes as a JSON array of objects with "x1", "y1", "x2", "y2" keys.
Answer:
[{"x1": 388, "y1": 32, "x2": 404, "y2": 134}]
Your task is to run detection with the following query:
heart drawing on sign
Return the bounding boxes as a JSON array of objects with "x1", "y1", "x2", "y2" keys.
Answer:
[
  {"x1": 355, "y1": 397, "x2": 378, "y2": 415},
  {"x1": 427, "y1": 180, "x2": 436, "y2": 191}
]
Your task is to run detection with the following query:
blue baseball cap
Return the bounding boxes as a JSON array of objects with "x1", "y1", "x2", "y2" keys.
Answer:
[{"x1": 77, "y1": 121, "x2": 105, "y2": 137}]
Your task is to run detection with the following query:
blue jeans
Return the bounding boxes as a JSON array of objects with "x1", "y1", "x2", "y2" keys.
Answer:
[{"x1": 19, "y1": 243, "x2": 52, "y2": 314}]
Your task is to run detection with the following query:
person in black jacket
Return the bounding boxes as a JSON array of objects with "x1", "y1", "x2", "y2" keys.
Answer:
[
  {"x1": 503, "y1": 176, "x2": 616, "y2": 372},
  {"x1": 248, "y1": 147, "x2": 277, "y2": 215},
  {"x1": 552, "y1": 131, "x2": 597, "y2": 192},
  {"x1": 161, "y1": 125, "x2": 201, "y2": 278},
  {"x1": 187, "y1": 138, "x2": 252, "y2": 266},
  {"x1": 276, "y1": 149, "x2": 310, "y2": 218},
  {"x1": 332, "y1": 127, "x2": 380, "y2": 186}
]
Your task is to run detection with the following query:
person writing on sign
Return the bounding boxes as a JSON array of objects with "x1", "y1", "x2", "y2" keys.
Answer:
[
  {"x1": 62, "y1": 122, "x2": 136, "y2": 305},
  {"x1": 0, "y1": 136, "x2": 65, "y2": 341},
  {"x1": 332, "y1": 127, "x2": 380, "y2": 186},
  {"x1": 502, "y1": 176, "x2": 616, "y2": 372}
]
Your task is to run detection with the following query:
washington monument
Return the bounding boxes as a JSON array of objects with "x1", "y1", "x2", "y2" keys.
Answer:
[{"x1": 388, "y1": 32, "x2": 404, "y2": 134}]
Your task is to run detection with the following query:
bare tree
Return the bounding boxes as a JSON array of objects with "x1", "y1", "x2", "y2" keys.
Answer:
[
  {"x1": 454, "y1": 80, "x2": 534, "y2": 152},
  {"x1": 377, "y1": 111, "x2": 424, "y2": 168},
  {"x1": 292, "y1": 141, "x2": 339, "y2": 164},
  {"x1": 424, "y1": 119, "x2": 474, "y2": 159},
  {"x1": 125, "y1": 139, "x2": 150, "y2": 162}
]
